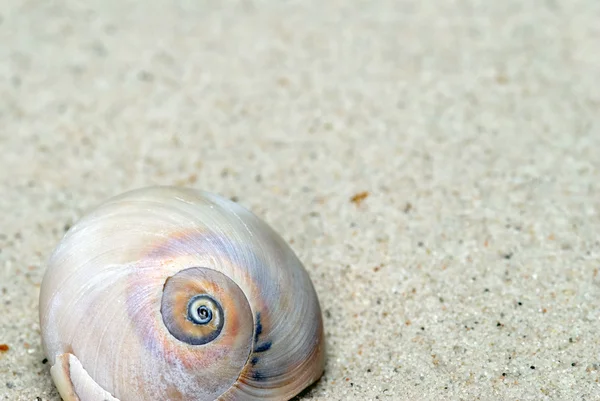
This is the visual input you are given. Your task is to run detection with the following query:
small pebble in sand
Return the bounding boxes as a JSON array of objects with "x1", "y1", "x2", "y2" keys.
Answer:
[
  {"x1": 0, "y1": 344, "x2": 9, "y2": 352},
  {"x1": 350, "y1": 191, "x2": 369, "y2": 206}
]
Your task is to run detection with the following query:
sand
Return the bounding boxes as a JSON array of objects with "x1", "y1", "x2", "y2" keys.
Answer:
[{"x1": 1, "y1": 0, "x2": 599, "y2": 400}]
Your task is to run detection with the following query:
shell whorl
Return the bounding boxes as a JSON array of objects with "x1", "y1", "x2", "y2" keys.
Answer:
[{"x1": 39, "y1": 186, "x2": 325, "y2": 401}]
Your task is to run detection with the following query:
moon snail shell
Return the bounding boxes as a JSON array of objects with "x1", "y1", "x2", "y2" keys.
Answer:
[{"x1": 39, "y1": 186, "x2": 326, "y2": 400}]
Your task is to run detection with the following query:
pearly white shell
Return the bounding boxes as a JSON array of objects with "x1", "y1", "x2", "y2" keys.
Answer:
[{"x1": 39, "y1": 186, "x2": 325, "y2": 401}]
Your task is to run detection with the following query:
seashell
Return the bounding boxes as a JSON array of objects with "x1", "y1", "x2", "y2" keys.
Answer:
[{"x1": 39, "y1": 186, "x2": 325, "y2": 401}]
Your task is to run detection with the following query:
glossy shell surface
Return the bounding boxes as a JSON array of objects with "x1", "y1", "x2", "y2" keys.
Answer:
[{"x1": 39, "y1": 186, "x2": 325, "y2": 401}]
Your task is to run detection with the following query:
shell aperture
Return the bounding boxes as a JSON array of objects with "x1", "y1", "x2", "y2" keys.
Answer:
[{"x1": 38, "y1": 186, "x2": 326, "y2": 401}]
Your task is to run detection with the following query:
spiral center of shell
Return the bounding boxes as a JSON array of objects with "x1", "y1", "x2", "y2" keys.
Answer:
[{"x1": 187, "y1": 295, "x2": 217, "y2": 325}]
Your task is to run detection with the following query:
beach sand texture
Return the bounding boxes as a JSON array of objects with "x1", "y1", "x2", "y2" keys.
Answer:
[{"x1": 1, "y1": 0, "x2": 599, "y2": 400}]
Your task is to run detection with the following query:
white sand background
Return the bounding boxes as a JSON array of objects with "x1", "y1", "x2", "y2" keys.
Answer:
[{"x1": 1, "y1": 0, "x2": 599, "y2": 400}]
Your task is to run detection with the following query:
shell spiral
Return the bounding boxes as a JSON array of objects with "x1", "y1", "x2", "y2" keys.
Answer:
[{"x1": 39, "y1": 186, "x2": 325, "y2": 401}]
